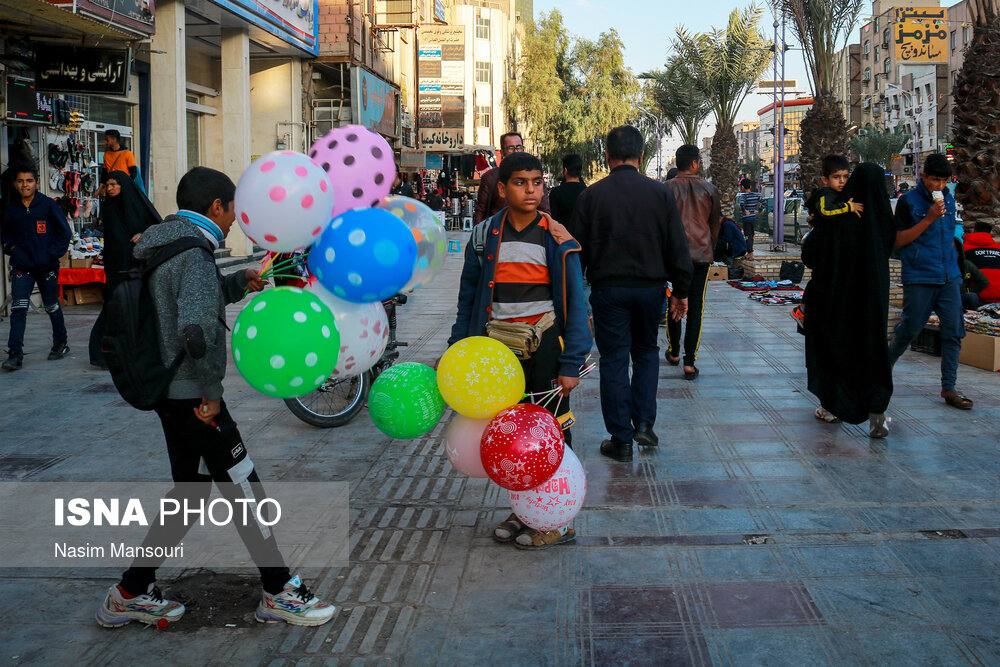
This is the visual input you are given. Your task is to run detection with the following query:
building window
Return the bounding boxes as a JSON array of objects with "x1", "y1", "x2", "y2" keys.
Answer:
[
  {"x1": 884, "y1": 58, "x2": 891, "y2": 74},
  {"x1": 476, "y1": 17, "x2": 490, "y2": 40},
  {"x1": 951, "y1": 31, "x2": 956, "y2": 49},
  {"x1": 963, "y1": 26, "x2": 970, "y2": 44},
  {"x1": 953, "y1": 71, "x2": 959, "y2": 87},
  {"x1": 475, "y1": 61, "x2": 491, "y2": 83},
  {"x1": 874, "y1": 17, "x2": 879, "y2": 32},
  {"x1": 864, "y1": 67, "x2": 871, "y2": 82},
  {"x1": 874, "y1": 73, "x2": 880, "y2": 89},
  {"x1": 185, "y1": 109, "x2": 200, "y2": 168},
  {"x1": 475, "y1": 105, "x2": 490, "y2": 128},
  {"x1": 883, "y1": 28, "x2": 891, "y2": 45},
  {"x1": 864, "y1": 40, "x2": 871, "y2": 54},
  {"x1": 874, "y1": 45, "x2": 880, "y2": 60}
]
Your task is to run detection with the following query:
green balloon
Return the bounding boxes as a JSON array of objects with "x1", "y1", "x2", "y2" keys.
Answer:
[
  {"x1": 231, "y1": 287, "x2": 340, "y2": 398},
  {"x1": 368, "y1": 362, "x2": 445, "y2": 439}
]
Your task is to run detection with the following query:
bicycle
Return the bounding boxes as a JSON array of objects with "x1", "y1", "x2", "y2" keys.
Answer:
[{"x1": 283, "y1": 293, "x2": 408, "y2": 427}]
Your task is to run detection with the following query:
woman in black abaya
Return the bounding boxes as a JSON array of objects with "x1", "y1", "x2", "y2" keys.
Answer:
[
  {"x1": 89, "y1": 170, "x2": 162, "y2": 367},
  {"x1": 801, "y1": 163, "x2": 896, "y2": 435}
]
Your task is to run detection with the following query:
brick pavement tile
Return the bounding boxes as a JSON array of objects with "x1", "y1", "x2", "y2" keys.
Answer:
[
  {"x1": 708, "y1": 627, "x2": 853, "y2": 666},
  {"x1": 590, "y1": 635, "x2": 709, "y2": 667},
  {"x1": 667, "y1": 480, "x2": 754, "y2": 507},
  {"x1": 852, "y1": 629, "x2": 980, "y2": 666},
  {"x1": 698, "y1": 580, "x2": 824, "y2": 629},
  {"x1": 887, "y1": 540, "x2": 1000, "y2": 577},
  {"x1": 806, "y1": 577, "x2": 947, "y2": 629}
]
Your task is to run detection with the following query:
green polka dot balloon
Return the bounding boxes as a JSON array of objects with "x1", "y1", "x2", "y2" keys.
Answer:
[
  {"x1": 232, "y1": 286, "x2": 340, "y2": 398},
  {"x1": 368, "y1": 362, "x2": 445, "y2": 439}
]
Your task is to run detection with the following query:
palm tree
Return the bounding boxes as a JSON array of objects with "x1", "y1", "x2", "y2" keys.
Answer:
[
  {"x1": 739, "y1": 156, "x2": 763, "y2": 182},
  {"x1": 640, "y1": 56, "x2": 712, "y2": 146},
  {"x1": 848, "y1": 124, "x2": 910, "y2": 168},
  {"x1": 951, "y1": 0, "x2": 1000, "y2": 233},
  {"x1": 675, "y1": 5, "x2": 773, "y2": 215},
  {"x1": 782, "y1": 0, "x2": 865, "y2": 194}
]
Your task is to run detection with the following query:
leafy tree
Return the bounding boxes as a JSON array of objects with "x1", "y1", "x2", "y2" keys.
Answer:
[
  {"x1": 782, "y1": 0, "x2": 865, "y2": 193},
  {"x1": 847, "y1": 124, "x2": 910, "y2": 169},
  {"x1": 641, "y1": 55, "x2": 711, "y2": 146},
  {"x1": 675, "y1": 5, "x2": 773, "y2": 215},
  {"x1": 739, "y1": 156, "x2": 763, "y2": 182}
]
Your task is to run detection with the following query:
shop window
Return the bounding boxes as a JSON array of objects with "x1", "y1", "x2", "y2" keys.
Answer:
[
  {"x1": 476, "y1": 17, "x2": 490, "y2": 40},
  {"x1": 475, "y1": 105, "x2": 490, "y2": 128},
  {"x1": 89, "y1": 96, "x2": 133, "y2": 127},
  {"x1": 475, "y1": 61, "x2": 491, "y2": 83}
]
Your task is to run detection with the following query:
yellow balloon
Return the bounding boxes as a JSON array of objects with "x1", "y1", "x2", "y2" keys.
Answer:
[{"x1": 437, "y1": 337, "x2": 526, "y2": 418}]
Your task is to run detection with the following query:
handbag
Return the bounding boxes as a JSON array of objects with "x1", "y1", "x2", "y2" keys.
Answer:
[{"x1": 485, "y1": 311, "x2": 556, "y2": 360}]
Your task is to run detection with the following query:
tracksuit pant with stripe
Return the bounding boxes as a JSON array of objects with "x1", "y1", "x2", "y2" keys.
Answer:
[{"x1": 667, "y1": 263, "x2": 711, "y2": 367}]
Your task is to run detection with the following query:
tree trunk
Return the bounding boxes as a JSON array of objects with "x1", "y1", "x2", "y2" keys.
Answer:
[
  {"x1": 951, "y1": 7, "x2": 1000, "y2": 234},
  {"x1": 798, "y1": 95, "x2": 848, "y2": 196},
  {"x1": 709, "y1": 125, "x2": 739, "y2": 217}
]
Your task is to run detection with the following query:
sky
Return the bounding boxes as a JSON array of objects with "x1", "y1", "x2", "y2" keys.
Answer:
[{"x1": 532, "y1": 0, "x2": 812, "y2": 154}]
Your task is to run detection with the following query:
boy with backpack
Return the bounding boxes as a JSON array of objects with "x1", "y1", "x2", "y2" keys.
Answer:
[
  {"x1": 447, "y1": 152, "x2": 591, "y2": 550},
  {"x1": 95, "y1": 167, "x2": 335, "y2": 629}
]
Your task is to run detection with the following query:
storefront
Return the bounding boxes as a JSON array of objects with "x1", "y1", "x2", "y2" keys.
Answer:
[
  {"x1": 150, "y1": 0, "x2": 318, "y2": 256},
  {"x1": 1, "y1": 0, "x2": 153, "y2": 312}
]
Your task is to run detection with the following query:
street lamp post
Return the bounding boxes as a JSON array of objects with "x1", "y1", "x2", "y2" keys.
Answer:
[{"x1": 772, "y1": 14, "x2": 787, "y2": 251}]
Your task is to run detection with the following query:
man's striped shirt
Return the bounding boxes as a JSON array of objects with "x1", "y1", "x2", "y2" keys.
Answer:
[
  {"x1": 492, "y1": 214, "x2": 554, "y2": 324},
  {"x1": 739, "y1": 192, "x2": 764, "y2": 220}
]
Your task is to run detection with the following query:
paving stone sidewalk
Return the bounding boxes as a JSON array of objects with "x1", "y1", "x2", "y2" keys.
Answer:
[{"x1": 0, "y1": 234, "x2": 998, "y2": 666}]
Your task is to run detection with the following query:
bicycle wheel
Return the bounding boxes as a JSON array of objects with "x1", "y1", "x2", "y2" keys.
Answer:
[{"x1": 283, "y1": 371, "x2": 372, "y2": 427}]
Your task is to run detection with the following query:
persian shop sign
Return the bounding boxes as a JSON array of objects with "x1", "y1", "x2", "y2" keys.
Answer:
[
  {"x1": 35, "y1": 47, "x2": 131, "y2": 97},
  {"x1": 352, "y1": 67, "x2": 399, "y2": 138},
  {"x1": 894, "y1": 7, "x2": 949, "y2": 63}
]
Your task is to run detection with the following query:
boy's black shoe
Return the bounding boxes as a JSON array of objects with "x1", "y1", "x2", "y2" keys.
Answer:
[
  {"x1": 48, "y1": 342, "x2": 70, "y2": 360},
  {"x1": 2, "y1": 353, "x2": 23, "y2": 371},
  {"x1": 600, "y1": 438, "x2": 633, "y2": 462},
  {"x1": 634, "y1": 423, "x2": 658, "y2": 447}
]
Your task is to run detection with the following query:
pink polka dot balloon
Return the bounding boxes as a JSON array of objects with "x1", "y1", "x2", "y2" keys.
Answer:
[
  {"x1": 481, "y1": 404, "x2": 565, "y2": 491},
  {"x1": 508, "y1": 448, "x2": 586, "y2": 532},
  {"x1": 309, "y1": 125, "x2": 395, "y2": 217},
  {"x1": 235, "y1": 151, "x2": 335, "y2": 253}
]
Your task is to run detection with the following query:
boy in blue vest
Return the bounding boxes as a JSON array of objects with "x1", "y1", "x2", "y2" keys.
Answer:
[{"x1": 887, "y1": 154, "x2": 971, "y2": 410}]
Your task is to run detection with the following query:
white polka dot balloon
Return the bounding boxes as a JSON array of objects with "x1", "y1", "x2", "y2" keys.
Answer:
[
  {"x1": 307, "y1": 280, "x2": 389, "y2": 379},
  {"x1": 235, "y1": 151, "x2": 336, "y2": 253},
  {"x1": 231, "y1": 286, "x2": 340, "y2": 398},
  {"x1": 307, "y1": 207, "x2": 417, "y2": 303},
  {"x1": 309, "y1": 124, "x2": 396, "y2": 218}
]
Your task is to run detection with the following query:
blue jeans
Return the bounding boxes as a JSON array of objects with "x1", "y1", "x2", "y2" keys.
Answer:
[
  {"x1": 888, "y1": 277, "x2": 964, "y2": 392},
  {"x1": 590, "y1": 285, "x2": 663, "y2": 443},
  {"x1": 8, "y1": 268, "x2": 67, "y2": 356}
]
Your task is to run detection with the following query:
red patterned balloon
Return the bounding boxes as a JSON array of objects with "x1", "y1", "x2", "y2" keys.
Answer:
[{"x1": 481, "y1": 404, "x2": 565, "y2": 491}]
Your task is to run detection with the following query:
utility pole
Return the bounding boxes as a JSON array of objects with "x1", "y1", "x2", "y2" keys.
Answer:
[{"x1": 773, "y1": 13, "x2": 787, "y2": 251}]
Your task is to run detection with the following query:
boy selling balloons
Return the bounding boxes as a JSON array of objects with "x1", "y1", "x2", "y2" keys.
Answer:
[{"x1": 445, "y1": 151, "x2": 592, "y2": 549}]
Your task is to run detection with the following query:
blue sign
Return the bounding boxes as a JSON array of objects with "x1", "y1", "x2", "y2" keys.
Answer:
[
  {"x1": 206, "y1": 0, "x2": 318, "y2": 55},
  {"x1": 352, "y1": 67, "x2": 399, "y2": 138},
  {"x1": 425, "y1": 154, "x2": 443, "y2": 170}
]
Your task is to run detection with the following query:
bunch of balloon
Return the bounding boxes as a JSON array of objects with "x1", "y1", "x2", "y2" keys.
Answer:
[{"x1": 226, "y1": 125, "x2": 449, "y2": 400}]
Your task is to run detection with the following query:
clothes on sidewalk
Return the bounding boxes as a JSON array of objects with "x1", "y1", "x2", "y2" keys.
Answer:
[{"x1": 666, "y1": 263, "x2": 710, "y2": 367}]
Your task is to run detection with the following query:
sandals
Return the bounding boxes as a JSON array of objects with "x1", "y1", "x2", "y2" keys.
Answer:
[
  {"x1": 665, "y1": 351, "x2": 680, "y2": 366},
  {"x1": 493, "y1": 513, "x2": 527, "y2": 543},
  {"x1": 814, "y1": 407, "x2": 841, "y2": 423},
  {"x1": 942, "y1": 391, "x2": 973, "y2": 410},
  {"x1": 683, "y1": 366, "x2": 699, "y2": 381},
  {"x1": 514, "y1": 527, "x2": 576, "y2": 550}
]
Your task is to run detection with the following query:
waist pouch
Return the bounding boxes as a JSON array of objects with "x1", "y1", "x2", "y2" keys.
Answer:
[{"x1": 486, "y1": 311, "x2": 556, "y2": 360}]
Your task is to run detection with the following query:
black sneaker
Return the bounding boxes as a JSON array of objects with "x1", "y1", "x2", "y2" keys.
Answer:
[
  {"x1": 2, "y1": 353, "x2": 23, "y2": 371},
  {"x1": 48, "y1": 342, "x2": 70, "y2": 360},
  {"x1": 634, "y1": 422, "x2": 659, "y2": 447},
  {"x1": 600, "y1": 438, "x2": 633, "y2": 462}
]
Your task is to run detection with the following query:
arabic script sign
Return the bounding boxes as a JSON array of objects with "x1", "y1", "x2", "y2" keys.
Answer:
[
  {"x1": 894, "y1": 7, "x2": 949, "y2": 63},
  {"x1": 35, "y1": 47, "x2": 131, "y2": 96},
  {"x1": 418, "y1": 129, "x2": 465, "y2": 151}
]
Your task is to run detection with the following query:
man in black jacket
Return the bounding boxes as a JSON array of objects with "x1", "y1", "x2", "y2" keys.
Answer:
[
  {"x1": 550, "y1": 153, "x2": 586, "y2": 226},
  {"x1": 570, "y1": 126, "x2": 693, "y2": 462},
  {"x1": 2, "y1": 167, "x2": 72, "y2": 370}
]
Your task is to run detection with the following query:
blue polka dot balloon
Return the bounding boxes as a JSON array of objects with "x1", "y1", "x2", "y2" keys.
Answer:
[{"x1": 308, "y1": 208, "x2": 418, "y2": 303}]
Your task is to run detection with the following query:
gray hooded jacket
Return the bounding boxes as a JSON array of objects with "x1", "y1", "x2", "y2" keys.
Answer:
[{"x1": 133, "y1": 215, "x2": 249, "y2": 401}]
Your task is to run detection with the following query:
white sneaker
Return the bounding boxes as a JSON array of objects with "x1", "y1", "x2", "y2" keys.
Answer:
[
  {"x1": 95, "y1": 583, "x2": 185, "y2": 628},
  {"x1": 869, "y1": 413, "x2": 889, "y2": 439},
  {"x1": 255, "y1": 574, "x2": 335, "y2": 627}
]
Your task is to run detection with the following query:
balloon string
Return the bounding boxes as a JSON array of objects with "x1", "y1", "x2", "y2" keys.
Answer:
[{"x1": 259, "y1": 252, "x2": 278, "y2": 275}]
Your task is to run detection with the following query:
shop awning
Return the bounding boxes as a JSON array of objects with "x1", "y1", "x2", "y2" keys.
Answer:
[{"x1": 0, "y1": 0, "x2": 137, "y2": 42}]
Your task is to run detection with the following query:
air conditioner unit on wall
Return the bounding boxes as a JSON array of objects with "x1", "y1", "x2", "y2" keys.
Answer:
[{"x1": 902, "y1": 165, "x2": 915, "y2": 175}]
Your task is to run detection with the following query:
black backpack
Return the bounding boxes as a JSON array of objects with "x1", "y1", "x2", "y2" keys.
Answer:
[{"x1": 102, "y1": 237, "x2": 215, "y2": 410}]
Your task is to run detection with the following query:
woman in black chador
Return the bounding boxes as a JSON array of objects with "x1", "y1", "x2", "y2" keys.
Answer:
[
  {"x1": 89, "y1": 170, "x2": 161, "y2": 367},
  {"x1": 801, "y1": 163, "x2": 895, "y2": 437}
]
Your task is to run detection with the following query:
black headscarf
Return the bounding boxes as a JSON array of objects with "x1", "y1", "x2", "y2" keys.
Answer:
[
  {"x1": 801, "y1": 163, "x2": 895, "y2": 423},
  {"x1": 102, "y1": 170, "x2": 161, "y2": 286}
]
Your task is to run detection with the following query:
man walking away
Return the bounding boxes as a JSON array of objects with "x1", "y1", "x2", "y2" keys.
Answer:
[
  {"x1": 550, "y1": 153, "x2": 587, "y2": 228},
  {"x1": 665, "y1": 144, "x2": 722, "y2": 380},
  {"x1": 738, "y1": 179, "x2": 763, "y2": 260},
  {"x1": 473, "y1": 132, "x2": 550, "y2": 223},
  {"x1": 887, "y1": 154, "x2": 972, "y2": 410},
  {"x1": 94, "y1": 167, "x2": 335, "y2": 629},
  {"x1": 571, "y1": 125, "x2": 693, "y2": 462},
  {"x1": 2, "y1": 167, "x2": 72, "y2": 370}
]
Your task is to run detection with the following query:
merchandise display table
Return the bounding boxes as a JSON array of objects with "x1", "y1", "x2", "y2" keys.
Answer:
[{"x1": 57, "y1": 267, "x2": 105, "y2": 301}]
